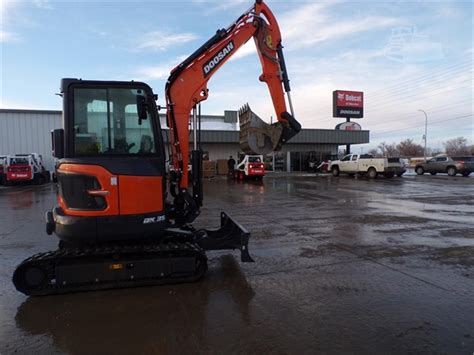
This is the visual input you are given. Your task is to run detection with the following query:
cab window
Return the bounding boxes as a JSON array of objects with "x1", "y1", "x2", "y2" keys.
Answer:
[
  {"x1": 249, "y1": 156, "x2": 261, "y2": 163},
  {"x1": 73, "y1": 87, "x2": 156, "y2": 156}
]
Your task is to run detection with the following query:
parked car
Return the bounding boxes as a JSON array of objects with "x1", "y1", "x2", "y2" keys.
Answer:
[
  {"x1": 415, "y1": 156, "x2": 473, "y2": 177},
  {"x1": 330, "y1": 154, "x2": 405, "y2": 178},
  {"x1": 387, "y1": 157, "x2": 407, "y2": 177}
]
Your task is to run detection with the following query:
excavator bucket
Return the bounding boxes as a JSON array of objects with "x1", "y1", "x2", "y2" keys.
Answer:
[{"x1": 239, "y1": 104, "x2": 283, "y2": 155}]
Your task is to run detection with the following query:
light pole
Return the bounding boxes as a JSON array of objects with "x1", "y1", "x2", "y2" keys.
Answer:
[{"x1": 418, "y1": 109, "x2": 428, "y2": 161}]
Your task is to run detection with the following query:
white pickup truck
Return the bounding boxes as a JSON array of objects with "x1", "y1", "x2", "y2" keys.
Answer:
[{"x1": 330, "y1": 154, "x2": 405, "y2": 178}]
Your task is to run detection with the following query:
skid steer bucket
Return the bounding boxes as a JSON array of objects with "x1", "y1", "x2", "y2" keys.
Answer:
[{"x1": 239, "y1": 104, "x2": 283, "y2": 155}]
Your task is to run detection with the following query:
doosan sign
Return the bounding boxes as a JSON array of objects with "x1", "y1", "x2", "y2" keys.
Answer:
[{"x1": 333, "y1": 90, "x2": 364, "y2": 119}]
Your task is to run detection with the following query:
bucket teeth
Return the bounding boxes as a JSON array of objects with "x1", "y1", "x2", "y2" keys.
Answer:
[{"x1": 238, "y1": 104, "x2": 283, "y2": 155}]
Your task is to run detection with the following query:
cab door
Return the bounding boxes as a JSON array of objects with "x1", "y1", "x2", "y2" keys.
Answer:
[
  {"x1": 61, "y1": 79, "x2": 166, "y2": 218},
  {"x1": 425, "y1": 158, "x2": 436, "y2": 172},
  {"x1": 348, "y1": 154, "x2": 359, "y2": 172},
  {"x1": 339, "y1": 155, "x2": 351, "y2": 172}
]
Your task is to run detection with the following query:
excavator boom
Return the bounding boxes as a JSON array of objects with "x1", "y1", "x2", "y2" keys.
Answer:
[{"x1": 165, "y1": 0, "x2": 301, "y2": 192}]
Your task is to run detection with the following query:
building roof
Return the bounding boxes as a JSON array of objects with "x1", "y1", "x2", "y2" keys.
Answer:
[
  {"x1": 0, "y1": 108, "x2": 62, "y2": 115},
  {"x1": 1, "y1": 108, "x2": 369, "y2": 145},
  {"x1": 182, "y1": 129, "x2": 369, "y2": 145}
]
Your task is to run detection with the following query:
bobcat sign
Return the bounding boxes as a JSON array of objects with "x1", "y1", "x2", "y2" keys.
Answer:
[{"x1": 333, "y1": 90, "x2": 364, "y2": 119}]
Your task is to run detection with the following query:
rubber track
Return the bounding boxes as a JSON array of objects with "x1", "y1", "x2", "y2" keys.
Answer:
[{"x1": 13, "y1": 242, "x2": 207, "y2": 296}]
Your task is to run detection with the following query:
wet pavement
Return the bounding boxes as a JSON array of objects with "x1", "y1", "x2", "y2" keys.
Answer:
[{"x1": 0, "y1": 173, "x2": 473, "y2": 354}]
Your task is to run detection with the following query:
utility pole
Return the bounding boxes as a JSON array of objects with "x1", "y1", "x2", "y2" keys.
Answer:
[{"x1": 418, "y1": 109, "x2": 428, "y2": 161}]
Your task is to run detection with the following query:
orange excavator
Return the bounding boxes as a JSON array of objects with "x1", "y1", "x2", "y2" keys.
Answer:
[{"x1": 13, "y1": 0, "x2": 300, "y2": 295}]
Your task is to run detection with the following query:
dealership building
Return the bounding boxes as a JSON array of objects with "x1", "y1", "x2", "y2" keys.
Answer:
[{"x1": 0, "y1": 108, "x2": 369, "y2": 172}]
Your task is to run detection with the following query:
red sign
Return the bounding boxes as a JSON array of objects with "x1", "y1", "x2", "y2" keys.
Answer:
[
  {"x1": 333, "y1": 90, "x2": 364, "y2": 118},
  {"x1": 336, "y1": 91, "x2": 363, "y2": 108}
]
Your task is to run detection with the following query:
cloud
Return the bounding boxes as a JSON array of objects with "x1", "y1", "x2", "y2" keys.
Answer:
[
  {"x1": 1, "y1": 0, "x2": 20, "y2": 37},
  {"x1": 0, "y1": 0, "x2": 18, "y2": 17},
  {"x1": 0, "y1": 0, "x2": 52, "y2": 43},
  {"x1": 33, "y1": 0, "x2": 53, "y2": 10},
  {"x1": 280, "y1": 2, "x2": 397, "y2": 49},
  {"x1": 230, "y1": 40, "x2": 256, "y2": 60},
  {"x1": 279, "y1": 3, "x2": 331, "y2": 40},
  {"x1": 136, "y1": 31, "x2": 198, "y2": 51},
  {"x1": 136, "y1": 64, "x2": 172, "y2": 80},
  {"x1": 192, "y1": 0, "x2": 248, "y2": 14},
  {"x1": 134, "y1": 55, "x2": 191, "y2": 81},
  {"x1": 0, "y1": 30, "x2": 19, "y2": 43},
  {"x1": 291, "y1": 16, "x2": 397, "y2": 49},
  {"x1": 230, "y1": 2, "x2": 397, "y2": 60}
]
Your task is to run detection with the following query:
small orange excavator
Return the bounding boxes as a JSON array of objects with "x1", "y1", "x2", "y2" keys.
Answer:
[{"x1": 13, "y1": 0, "x2": 300, "y2": 295}]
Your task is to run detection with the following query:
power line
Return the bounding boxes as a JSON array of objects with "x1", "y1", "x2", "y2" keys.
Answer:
[
  {"x1": 366, "y1": 100, "x2": 474, "y2": 129},
  {"x1": 369, "y1": 60, "x2": 471, "y2": 95},
  {"x1": 368, "y1": 62, "x2": 472, "y2": 101},
  {"x1": 306, "y1": 60, "x2": 472, "y2": 115},
  {"x1": 365, "y1": 93, "x2": 474, "y2": 116},
  {"x1": 307, "y1": 77, "x2": 471, "y2": 120},
  {"x1": 368, "y1": 80, "x2": 472, "y2": 109},
  {"x1": 371, "y1": 114, "x2": 473, "y2": 137},
  {"x1": 313, "y1": 95, "x2": 473, "y2": 126}
]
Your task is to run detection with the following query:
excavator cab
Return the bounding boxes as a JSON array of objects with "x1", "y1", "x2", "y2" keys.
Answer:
[
  {"x1": 48, "y1": 79, "x2": 168, "y2": 245},
  {"x1": 14, "y1": 78, "x2": 253, "y2": 296}
]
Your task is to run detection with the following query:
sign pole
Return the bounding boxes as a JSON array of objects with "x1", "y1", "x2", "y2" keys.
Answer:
[{"x1": 346, "y1": 117, "x2": 351, "y2": 154}]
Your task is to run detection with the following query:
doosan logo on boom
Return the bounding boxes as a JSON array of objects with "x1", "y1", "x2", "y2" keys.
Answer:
[{"x1": 203, "y1": 41, "x2": 235, "y2": 77}]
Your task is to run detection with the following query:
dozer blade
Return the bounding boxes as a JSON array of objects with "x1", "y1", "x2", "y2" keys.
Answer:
[
  {"x1": 239, "y1": 104, "x2": 283, "y2": 155},
  {"x1": 198, "y1": 211, "x2": 254, "y2": 263}
]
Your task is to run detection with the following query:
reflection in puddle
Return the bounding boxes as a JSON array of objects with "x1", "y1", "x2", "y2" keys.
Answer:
[{"x1": 15, "y1": 255, "x2": 254, "y2": 354}]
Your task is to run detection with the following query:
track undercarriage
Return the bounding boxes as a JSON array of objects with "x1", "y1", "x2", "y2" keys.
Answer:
[{"x1": 13, "y1": 212, "x2": 253, "y2": 296}]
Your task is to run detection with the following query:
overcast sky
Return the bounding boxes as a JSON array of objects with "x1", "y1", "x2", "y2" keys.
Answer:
[{"x1": 1, "y1": 0, "x2": 472, "y2": 151}]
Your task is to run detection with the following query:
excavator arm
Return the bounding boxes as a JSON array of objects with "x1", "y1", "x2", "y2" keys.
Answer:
[{"x1": 165, "y1": 0, "x2": 300, "y2": 223}]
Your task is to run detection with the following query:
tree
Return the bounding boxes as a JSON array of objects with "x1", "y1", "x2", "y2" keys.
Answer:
[
  {"x1": 368, "y1": 148, "x2": 379, "y2": 156},
  {"x1": 376, "y1": 142, "x2": 398, "y2": 157},
  {"x1": 443, "y1": 137, "x2": 470, "y2": 156},
  {"x1": 426, "y1": 147, "x2": 442, "y2": 156},
  {"x1": 396, "y1": 139, "x2": 424, "y2": 157}
]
